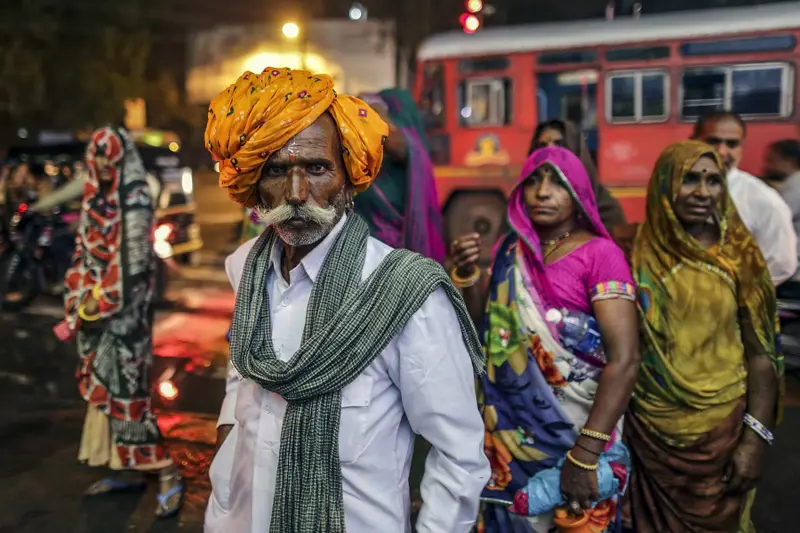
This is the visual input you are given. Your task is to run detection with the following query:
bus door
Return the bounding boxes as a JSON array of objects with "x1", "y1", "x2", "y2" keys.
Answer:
[{"x1": 536, "y1": 70, "x2": 599, "y2": 156}]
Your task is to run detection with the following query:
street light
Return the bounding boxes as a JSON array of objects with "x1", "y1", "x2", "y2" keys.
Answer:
[
  {"x1": 282, "y1": 22, "x2": 300, "y2": 39},
  {"x1": 282, "y1": 21, "x2": 306, "y2": 70},
  {"x1": 349, "y1": 2, "x2": 367, "y2": 21}
]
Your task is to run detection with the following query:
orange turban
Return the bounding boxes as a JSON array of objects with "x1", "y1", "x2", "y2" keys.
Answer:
[{"x1": 205, "y1": 67, "x2": 389, "y2": 207}]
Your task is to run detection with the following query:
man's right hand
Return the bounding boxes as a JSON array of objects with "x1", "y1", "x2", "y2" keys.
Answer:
[
  {"x1": 451, "y1": 234, "x2": 482, "y2": 277},
  {"x1": 216, "y1": 424, "x2": 233, "y2": 452}
]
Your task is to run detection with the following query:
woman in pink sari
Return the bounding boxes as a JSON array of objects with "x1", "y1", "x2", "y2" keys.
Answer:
[{"x1": 452, "y1": 146, "x2": 640, "y2": 532}]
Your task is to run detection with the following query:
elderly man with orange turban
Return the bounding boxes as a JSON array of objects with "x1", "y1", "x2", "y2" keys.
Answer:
[{"x1": 204, "y1": 67, "x2": 489, "y2": 533}]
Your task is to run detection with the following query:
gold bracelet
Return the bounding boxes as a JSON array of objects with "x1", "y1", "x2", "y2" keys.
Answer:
[
  {"x1": 580, "y1": 428, "x2": 612, "y2": 442},
  {"x1": 78, "y1": 305, "x2": 101, "y2": 322},
  {"x1": 566, "y1": 450, "x2": 599, "y2": 471},
  {"x1": 450, "y1": 266, "x2": 481, "y2": 288}
]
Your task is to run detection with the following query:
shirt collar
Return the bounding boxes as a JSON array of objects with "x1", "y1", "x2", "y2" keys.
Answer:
[{"x1": 269, "y1": 213, "x2": 348, "y2": 283}]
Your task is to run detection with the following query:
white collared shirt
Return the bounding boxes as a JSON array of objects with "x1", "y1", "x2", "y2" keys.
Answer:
[
  {"x1": 205, "y1": 215, "x2": 489, "y2": 533},
  {"x1": 727, "y1": 167, "x2": 797, "y2": 285}
]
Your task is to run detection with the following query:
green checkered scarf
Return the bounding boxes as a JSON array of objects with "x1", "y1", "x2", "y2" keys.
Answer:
[{"x1": 229, "y1": 214, "x2": 484, "y2": 533}]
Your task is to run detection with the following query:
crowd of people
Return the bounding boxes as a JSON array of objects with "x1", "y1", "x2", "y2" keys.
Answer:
[{"x1": 50, "y1": 64, "x2": 797, "y2": 533}]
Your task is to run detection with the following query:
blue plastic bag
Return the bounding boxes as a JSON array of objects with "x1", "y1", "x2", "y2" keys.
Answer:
[{"x1": 515, "y1": 440, "x2": 630, "y2": 517}]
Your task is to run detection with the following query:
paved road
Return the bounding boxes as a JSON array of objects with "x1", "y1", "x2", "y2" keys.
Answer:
[
  {"x1": 0, "y1": 286, "x2": 233, "y2": 533},
  {"x1": 1, "y1": 281, "x2": 799, "y2": 532}
]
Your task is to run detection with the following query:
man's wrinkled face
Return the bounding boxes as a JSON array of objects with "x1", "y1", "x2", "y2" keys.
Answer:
[
  {"x1": 696, "y1": 118, "x2": 744, "y2": 172},
  {"x1": 256, "y1": 113, "x2": 350, "y2": 247}
]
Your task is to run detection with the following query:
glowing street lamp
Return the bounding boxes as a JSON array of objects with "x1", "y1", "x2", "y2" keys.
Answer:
[
  {"x1": 282, "y1": 22, "x2": 300, "y2": 39},
  {"x1": 349, "y1": 2, "x2": 367, "y2": 21}
]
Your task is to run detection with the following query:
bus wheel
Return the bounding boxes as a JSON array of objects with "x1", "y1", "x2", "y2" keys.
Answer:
[{"x1": 443, "y1": 191, "x2": 507, "y2": 269}]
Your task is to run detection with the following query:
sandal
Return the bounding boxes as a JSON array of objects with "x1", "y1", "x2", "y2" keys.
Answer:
[
  {"x1": 155, "y1": 473, "x2": 185, "y2": 519},
  {"x1": 85, "y1": 476, "x2": 147, "y2": 496}
]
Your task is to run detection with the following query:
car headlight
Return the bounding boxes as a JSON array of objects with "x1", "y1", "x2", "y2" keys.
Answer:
[
  {"x1": 181, "y1": 168, "x2": 193, "y2": 195},
  {"x1": 154, "y1": 239, "x2": 173, "y2": 259}
]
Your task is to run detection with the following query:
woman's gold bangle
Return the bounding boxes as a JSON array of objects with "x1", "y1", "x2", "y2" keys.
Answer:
[
  {"x1": 78, "y1": 305, "x2": 101, "y2": 322},
  {"x1": 450, "y1": 266, "x2": 481, "y2": 288},
  {"x1": 580, "y1": 428, "x2": 612, "y2": 442},
  {"x1": 566, "y1": 450, "x2": 599, "y2": 471}
]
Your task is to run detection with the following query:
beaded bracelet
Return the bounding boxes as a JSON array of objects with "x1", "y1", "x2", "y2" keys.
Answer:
[
  {"x1": 580, "y1": 428, "x2": 611, "y2": 442},
  {"x1": 743, "y1": 413, "x2": 774, "y2": 445},
  {"x1": 566, "y1": 450, "x2": 599, "y2": 471}
]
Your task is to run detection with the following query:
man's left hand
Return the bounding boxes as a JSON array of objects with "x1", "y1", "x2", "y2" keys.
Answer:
[{"x1": 724, "y1": 438, "x2": 764, "y2": 493}]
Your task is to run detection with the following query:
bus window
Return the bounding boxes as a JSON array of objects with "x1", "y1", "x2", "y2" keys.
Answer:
[
  {"x1": 420, "y1": 63, "x2": 445, "y2": 130},
  {"x1": 606, "y1": 71, "x2": 668, "y2": 123},
  {"x1": 681, "y1": 67, "x2": 726, "y2": 118},
  {"x1": 680, "y1": 35, "x2": 796, "y2": 57},
  {"x1": 459, "y1": 78, "x2": 512, "y2": 127},
  {"x1": 732, "y1": 65, "x2": 788, "y2": 116},
  {"x1": 605, "y1": 45, "x2": 671, "y2": 62},
  {"x1": 681, "y1": 63, "x2": 793, "y2": 120},
  {"x1": 538, "y1": 50, "x2": 597, "y2": 66},
  {"x1": 459, "y1": 56, "x2": 510, "y2": 74}
]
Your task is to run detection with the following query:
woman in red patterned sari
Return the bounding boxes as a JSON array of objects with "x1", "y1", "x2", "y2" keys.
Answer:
[{"x1": 62, "y1": 127, "x2": 184, "y2": 518}]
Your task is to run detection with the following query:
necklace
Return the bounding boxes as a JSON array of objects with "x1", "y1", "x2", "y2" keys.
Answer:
[
  {"x1": 542, "y1": 231, "x2": 571, "y2": 247},
  {"x1": 542, "y1": 231, "x2": 571, "y2": 260}
]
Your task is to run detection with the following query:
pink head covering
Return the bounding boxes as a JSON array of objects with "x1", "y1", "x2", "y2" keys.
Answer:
[{"x1": 507, "y1": 145, "x2": 610, "y2": 309}]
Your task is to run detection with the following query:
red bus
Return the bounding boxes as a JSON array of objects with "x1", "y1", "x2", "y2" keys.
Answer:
[{"x1": 414, "y1": 3, "x2": 800, "y2": 262}]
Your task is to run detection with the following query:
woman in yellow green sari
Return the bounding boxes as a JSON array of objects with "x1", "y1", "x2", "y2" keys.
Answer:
[{"x1": 625, "y1": 141, "x2": 783, "y2": 533}]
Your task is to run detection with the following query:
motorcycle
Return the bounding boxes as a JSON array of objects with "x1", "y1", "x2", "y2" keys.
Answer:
[
  {"x1": 0, "y1": 203, "x2": 72, "y2": 311},
  {"x1": 777, "y1": 297, "x2": 800, "y2": 377},
  {"x1": 0, "y1": 202, "x2": 173, "y2": 312}
]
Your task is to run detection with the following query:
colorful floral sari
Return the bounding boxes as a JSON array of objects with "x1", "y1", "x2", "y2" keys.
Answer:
[{"x1": 478, "y1": 146, "x2": 635, "y2": 533}]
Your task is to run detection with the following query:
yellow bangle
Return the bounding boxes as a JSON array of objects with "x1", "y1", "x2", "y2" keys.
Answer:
[
  {"x1": 566, "y1": 450, "x2": 599, "y2": 471},
  {"x1": 78, "y1": 305, "x2": 101, "y2": 322},
  {"x1": 450, "y1": 266, "x2": 481, "y2": 288},
  {"x1": 580, "y1": 428, "x2": 612, "y2": 442}
]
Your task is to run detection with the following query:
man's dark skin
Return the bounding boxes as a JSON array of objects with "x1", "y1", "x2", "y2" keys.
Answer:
[
  {"x1": 217, "y1": 113, "x2": 351, "y2": 449},
  {"x1": 672, "y1": 154, "x2": 777, "y2": 493}
]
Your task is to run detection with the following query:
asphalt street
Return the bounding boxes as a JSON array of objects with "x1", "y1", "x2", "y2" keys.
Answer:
[{"x1": 0, "y1": 272, "x2": 797, "y2": 532}]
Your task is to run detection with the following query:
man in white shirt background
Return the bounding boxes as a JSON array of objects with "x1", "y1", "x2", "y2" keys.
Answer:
[
  {"x1": 203, "y1": 68, "x2": 489, "y2": 533},
  {"x1": 763, "y1": 139, "x2": 800, "y2": 288},
  {"x1": 692, "y1": 111, "x2": 797, "y2": 285}
]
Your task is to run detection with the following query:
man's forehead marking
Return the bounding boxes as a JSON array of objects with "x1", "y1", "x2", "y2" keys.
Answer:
[{"x1": 287, "y1": 137, "x2": 299, "y2": 163}]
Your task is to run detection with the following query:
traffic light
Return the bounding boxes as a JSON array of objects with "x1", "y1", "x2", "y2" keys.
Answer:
[
  {"x1": 460, "y1": 12, "x2": 481, "y2": 33},
  {"x1": 466, "y1": 0, "x2": 483, "y2": 12},
  {"x1": 460, "y1": 0, "x2": 483, "y2": 33}
]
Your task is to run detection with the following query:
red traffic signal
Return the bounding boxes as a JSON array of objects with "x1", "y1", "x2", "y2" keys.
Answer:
[{"x1": 460, "y1": 12, "x2": 481, "y2": 33}]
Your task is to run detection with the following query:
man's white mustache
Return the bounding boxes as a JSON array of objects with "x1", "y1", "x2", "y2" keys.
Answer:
[{"x1": 254, "y1": 203, "x2": 337, "y2": 227}]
